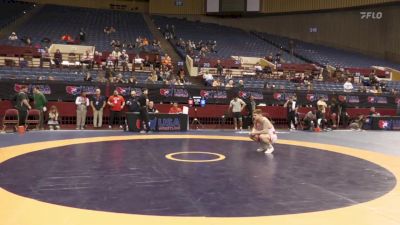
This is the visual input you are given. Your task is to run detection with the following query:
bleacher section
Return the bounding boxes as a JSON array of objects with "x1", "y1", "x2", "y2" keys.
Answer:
[
  {"x1": 153, "y1": 16, "x2": 304, "y2": 63},
  {"x1": 0, "y1": 1, "x2": 34, "y2": 29},
  {"x1": 254, "y1": 32, "x2": 400, "y2": 70},
  {"x1": 0, "y1": 67, "x2": 159, "y2": 84},
  {"x1": 0, "y1": 5, "x2": 154, "y2": 52}
]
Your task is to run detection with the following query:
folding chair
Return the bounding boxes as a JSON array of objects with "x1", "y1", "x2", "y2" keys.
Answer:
[
  {"x1": 1, "y1": 109, "x2": 19, "y2": 133},
  {"x1": 26, "y1": 109, "x2": 41, "y2": 130}
]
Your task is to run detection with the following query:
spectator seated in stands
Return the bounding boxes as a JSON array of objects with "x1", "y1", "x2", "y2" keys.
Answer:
[
  {"x1": 254, "y1": 63, "x2": 263, "y2": 76},
  {"x1": 202, "y1": 70, "x2": 213, "y2": 87},
  {"x1": 265, "y1": 53, "x2": 273, "y2": 62},
  {"x1": 236, "y1": 80, "x2": 244, "y2": 89},
  {"x1": 142, "y1": 55, "x2": 152, "y2": 70},
  {"x1": 141, "y1": 37, "x2": 149, "y2": 51},
  {"x1": 264, "y1": 82, "x2": 275, "y2": 89},
  {"x1": 162, "y1": 53, "x2": 172, "y2": 69},
  {"x1": 53, "y1": 49, "x2": 62, "y2": 67},
  {"x1": 135, "y1": 36, "x2": 142, "y2": 48},
  {"x1": 61, "y1": 34, "x2": 73, "y2": 44},
  {"x1": 152, "y1": 39, "x2": 161, "y2": 49},
  {"x1": 225, "y1": 79, "x2": 234, "y2": 88},
  {"x1": 81, "y1": 50, "x2": 94, "y2": 66},
  {"x1": 145, "y1": 73, "x2": 156, "y2": 84},
  {"x1": 369, "y1": 73, "x2": 380, "y2": 86},
  {"x1": 154, "y1": 54, "x2": 161, "y2": 69},
  {"x1": 169, "y1": 102, "x2": 182, "y2": 114},
  {"x1": 104, "y1": 26, "x2": 116, "y2": 34},
  {"x1": 133, "y1": 54, "x2": 144, "y2": 70},
  {"x1": 358, "y1": 84, "x2": 367, "y2": 93},
  {"x1": 96, "y1": 72, "x2": 107, "y2": 83},
  {"x1": 127, "y1": 75, "x2": 137, "y2": 85},
  {"x1": 83, "y1": 72, "x2": 92, "y2": 82},
  {"x1": 48, "y1": 105, "x2": 60, "y2": 130},
  {"x1": 106, "y1": 53, "x2": 115, "y2": 68},
  {"x1": 119, "y1": 50, "x2": 129, "y2": 72},
  {"x1": 225, "y1": 70, "x2": 233, "y2": 81},
  {"x1": 115, "y1": 73, "x2": 125, "y2": 83},
  {"x1": 39, "y1": 47, "x2": 51, "y2": 67},
  {"x1": 41, "y1": 37, "x2": 52, "y2": 45},
  {"x1": 20, "y1": 36, "x2": 32, "y2": 46},
  {"x1": 111, "y1": 48, "x2": 121, "y2": 67},
  {"x1": 177, "y1": 70, "x2": 188, "y2": 85},
  {"x1": 343, "y1": 78, "x2": 354, "y2": 92},
  {"x1": 8, "y1": 32, "x2": 18, "y2": 41},
  {"x1": 369, "y1": 86, "x2": 378, "y2": 94},
  {"x1": 93, "y1": 51, "x2": 103, "y2": 69},
  {"x1": 212, "y1": 78, "x2": 222, "y2": 87}
]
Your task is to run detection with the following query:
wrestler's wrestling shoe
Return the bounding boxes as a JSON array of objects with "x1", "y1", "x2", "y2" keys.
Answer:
[
  {"x1": 264, "y1": 145, "x2": 274, "y2": 154},
  {"x1": 256, "y1": 148, "x2": 265, "y2": 152}
]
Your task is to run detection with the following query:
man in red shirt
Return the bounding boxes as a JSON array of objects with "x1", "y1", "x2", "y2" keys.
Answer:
[
  {"x1": 107, "y1": 90, "x2": 125, "y2": 129},
  {"x1": 168, "y1": 102, "x2": 182, "y2": 114}
]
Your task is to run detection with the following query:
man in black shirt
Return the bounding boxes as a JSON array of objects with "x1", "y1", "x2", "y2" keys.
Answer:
[
  {"x1": 329, "y1": 96, "x2": 340, "y2": 128},
  {"x1": 245, "y1": 95, "x2": 256, "y2": 129},
  {"x1": 15, "y1": 85, "x2": 31, "y2": 126},
  {"x1": 126, "y1": 91, "x2": 140, "y2": 113},
  {"x1": 338, "y1": 96, "x2": 348, "y2": 127},
  {"x1": 138, "y1": 88, "x2": 150, "y2": 133},
  {"x1": 284, "y1": 96, "x2": 298, "y2": 130}
]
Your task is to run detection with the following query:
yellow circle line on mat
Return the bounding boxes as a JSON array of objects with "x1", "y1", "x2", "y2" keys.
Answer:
[
  {"x1": 0, "y1": 135, "x2": 399, "y2": 225},
  {"x1": 165, "y1": 151, "x2": 226, "y2": 162}
]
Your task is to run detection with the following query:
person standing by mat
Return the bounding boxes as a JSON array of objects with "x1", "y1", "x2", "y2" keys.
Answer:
[
  {"x1": 107, "y1": 90, "x2": 125, "y2": 129},
  {"x1": 15, "y1": 85, "x2": 31, "y2": 127},
  {"x1": 284, "y1": 95, "x2": 298, "y2": 131},
  {"x1": 138, "y1": 88, "x2": 150, "y2": 133},
  {"x1": 33, "y1": 86, "x2": 47, "y2": 130},
  {"x1": 229, "y1": 95, "x2": 246, "y2": 131},
  {"x1": 250, "y1": 109, "x2": 277, "y2": 154}
]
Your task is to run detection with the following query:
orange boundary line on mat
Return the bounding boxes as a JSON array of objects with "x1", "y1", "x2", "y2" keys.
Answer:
[{"x1": 0, "y1": 135, "x2": 399, "y2": 225}]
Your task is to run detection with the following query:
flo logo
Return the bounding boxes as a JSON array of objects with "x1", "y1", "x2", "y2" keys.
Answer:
[
  {"x1": 116, "y1": 87, "x2": 142, "y2": 96},
  {"x1": 239, "y1": 91, "x2": 263, "y2": 100},
  {"x1": 159, "y1": 89, "x2": 189, "y2": 98},
  {"x1": 360, "y1": 12, "x2": 383, "y2": 19},
  {"x1": 160, "y1": 89, "x2": 172, "y2": 97},
  {"x1": 273, "y1": 93, "x2": 295, "y2": 101},
  {"x1": 306, "y1": 93, "x2": 328, "y2": 102},
  {"x1": 338, "y1": 95, "x2": 359, "y2": 103},
  {"x1": 368, "y1": 96, "x2": 387, "y2": 104},
  {"x1": 66, "y1": 86, "x2": 97, "y2": 95},
  {"x1": 378, "y1": 120, "x2": 391, "y2": 130},
  {"x1": 200, "y1": 90, "x2": 227, "y2": 99}
]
